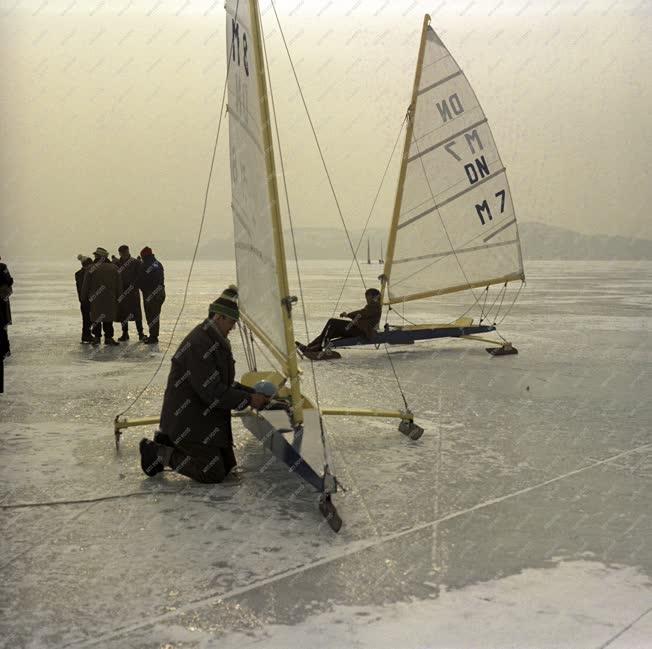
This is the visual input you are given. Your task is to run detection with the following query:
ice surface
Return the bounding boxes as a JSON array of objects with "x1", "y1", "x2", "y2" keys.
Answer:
[{"x1": 1, "y1": 260, "x2": 651, "y2": 648}]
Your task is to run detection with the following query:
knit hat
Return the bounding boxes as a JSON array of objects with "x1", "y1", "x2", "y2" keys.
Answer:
[
  {"x1": 140, "y1": 246, "x2": 153, "y2": 257},
  {"x1": 93, "y1": 247, "x2": 109, "y2": 258},
  {"x1": 209, "y1": 285, "x2": 239, "y2": 321}
]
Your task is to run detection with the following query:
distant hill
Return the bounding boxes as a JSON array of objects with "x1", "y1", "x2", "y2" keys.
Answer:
[
  {"x1": 189, "y1": 222, "x2": 652, "y2": 261},
  {"x1": 519, "y1": 222, "x2": 652, "y2": 260}
]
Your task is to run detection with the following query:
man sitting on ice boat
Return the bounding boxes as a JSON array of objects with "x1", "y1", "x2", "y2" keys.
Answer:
[
  {"x1": 138, "y1": 286, "x2": 270, "y2": 482},
  {"x1": 296, "y1": 287, "x2": 382, "y2": 356}
]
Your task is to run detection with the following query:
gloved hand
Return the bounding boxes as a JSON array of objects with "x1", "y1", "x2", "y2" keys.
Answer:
[{"x1": 249, "y1": 393, "x2": 270, "y2": 410}]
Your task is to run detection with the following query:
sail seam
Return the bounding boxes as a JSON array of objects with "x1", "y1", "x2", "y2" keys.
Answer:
[
  {"x1": 417, "y1": 70, "x2": 463, "y2": 95},
  {"x1": 483, "y1": 218, "x2": 516, "y2": 243},
  {"x1": 390, "y1": 213, "x2": 518, "y2": 287},
  {"x1": 226, "y1": 104, "x2": 265, "y2": 155},
  {"x1": 406, "y1": 118, "x2": 488, "y2": 163},
  {"x1": 397, "y1": 166, "x2": 506, "y2": 232},
  {"x1": 394, "y1": 239, "x2": 518, "y2": 265},
  {"x1": 420, "y1": 51, "x2": 452, "y2": 71}
]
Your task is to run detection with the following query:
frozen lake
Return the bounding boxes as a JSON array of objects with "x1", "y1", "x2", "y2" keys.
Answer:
[{"x1": 1, "y1": 259, "x2": 651, "y2": 648}]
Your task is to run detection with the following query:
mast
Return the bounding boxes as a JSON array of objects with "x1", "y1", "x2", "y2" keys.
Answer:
[
  {"x1": 367, "y1": 239, "x2": 371, "y2": 264},
  {"x1": 380, "y1": 13, "x2": 431, "y2": 305},
  {"x1": 248, "y1": 0, "x2": 303, "y2": 424}
]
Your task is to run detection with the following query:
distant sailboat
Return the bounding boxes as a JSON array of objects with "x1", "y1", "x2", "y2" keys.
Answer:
[
  {"x1": 378, "y1": 240, "x2": 384, "y2": 264},
  {"x1": 367, "y1": 239, "x2": 371, "y2": 265},
  {"x1": 331, "y1": 15, "x2": 524, "y2": 355}
]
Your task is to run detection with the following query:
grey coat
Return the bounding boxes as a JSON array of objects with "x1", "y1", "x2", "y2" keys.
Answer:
[{"x1": 159, "y1": 319, "x2": 254, "y2": 449}]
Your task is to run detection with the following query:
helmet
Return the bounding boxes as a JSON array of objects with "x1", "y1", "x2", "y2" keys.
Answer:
[{"x1": 253, "y1": 380, "x2": 278, "y2": 398}]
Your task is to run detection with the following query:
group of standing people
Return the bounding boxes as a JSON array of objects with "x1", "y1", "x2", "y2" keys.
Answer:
[{"x1": 75, "y1": 245, "x2": 165, "y2": 346}]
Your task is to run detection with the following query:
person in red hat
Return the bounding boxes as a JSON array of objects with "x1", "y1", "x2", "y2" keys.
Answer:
[{"x1": 137, "y1": 246, "x2": 165, "y2": 344}]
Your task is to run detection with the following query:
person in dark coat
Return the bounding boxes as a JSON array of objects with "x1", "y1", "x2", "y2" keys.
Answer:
[
  {"x1": 0, "y1": 256, "x2": 13, "y2": 358},
  {"x1": 75, "y1": 255, "x2": 93, "y2": 343},
  {"x1": 297, "y1": 287, "x2": 382, "y2": 353},
  {"x1": 0, "y1": 256, "x2": 13, "y2": 393},
  {"x1": 115, "y1": 245, "x2": 144, "y2": 342},
  {"x1": 81, "y1": 246, "x2": 122, "y2": 346},
  {"x1": 138, "y1": 285, "x2": 270, "y2": 482},
  {"x1": 137, "y1": 246, "x2": 165, "y2": 345}
]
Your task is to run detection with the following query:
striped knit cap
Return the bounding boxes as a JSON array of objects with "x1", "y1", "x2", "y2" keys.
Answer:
[{"x1": 209, "y1": 285, "x2": 239, "y2": 321}]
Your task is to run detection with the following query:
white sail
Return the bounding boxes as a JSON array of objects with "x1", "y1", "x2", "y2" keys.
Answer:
[
  {"x1": 225, "y1": 0, "x2": 289, "y2": 362},
  {"x1": 385, "y1": 22, "x2": 524, "y2": 304}
]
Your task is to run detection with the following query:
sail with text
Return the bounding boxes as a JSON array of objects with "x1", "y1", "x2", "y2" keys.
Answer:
[
  {"x1": 225, "y1": 0, "x2": 293, "y2": 368},
  {"x1": 384, "y1": 25, "x2": 525, "y2": 304}
]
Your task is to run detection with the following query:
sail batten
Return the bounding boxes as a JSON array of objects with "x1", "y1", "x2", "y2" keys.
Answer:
[
  {"x1": 384, "y1": 21, "x2": 524, "y2": 303},
  {"x1": 394, "y1": 238, "x2": 519, "y2": 266}
]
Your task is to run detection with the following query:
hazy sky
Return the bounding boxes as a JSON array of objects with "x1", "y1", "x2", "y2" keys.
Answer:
[{"x1": 1, "y1": 0, "x2": 651, "y2": 259}]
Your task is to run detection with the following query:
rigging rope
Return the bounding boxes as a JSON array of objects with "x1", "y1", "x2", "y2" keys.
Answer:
[
  {"x1": 117, "y1": 0, "x2": 241, "y2": 419},
  {"x1": 495, "y1": 280, "x2": 524, "y2": 327},
  {"x1": 489, "y1": 282, "x2": 508, "y2": 324},
  {"x1": 478, "y1": 286, "x2": 490, "y2": 324},
  {"x1": 261, "y1": 6, "x2": 330, "y2": 463},
  {"x1": 331, "y1": 117, "x2": 407, "y2": 318},
  {"x1": 267, "y1": 0, "x2": 412, "y2": 429},
  {"x1": 268, "y1": 0, "x2": 366, "y2": 290}
]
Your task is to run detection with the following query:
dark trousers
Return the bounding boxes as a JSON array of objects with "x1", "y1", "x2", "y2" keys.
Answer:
[
  {"x1": 143, "y1": 294, "x2": 164, "y2": 340},
  {"x1": 122, "y1": 317, "x2": 143, "y2": 336},
  {"x1": 80, "y1": 301, "x2": 92, "y2": 340},
  {"x1": 0, "y1": 324, "x2": 8, "y2": 393},
  {"x1": 309, "y1": 318, "x2": 365, "y2": 350},
  {"x1": 0, "y1": 325, "x2": 8, "y2": 358},
  {"x1": 164, "y1": 441, "x2": 237, "y2": 484},
  {"x1": 91, "y1": 320, "x2": 115, "y2": 340}
]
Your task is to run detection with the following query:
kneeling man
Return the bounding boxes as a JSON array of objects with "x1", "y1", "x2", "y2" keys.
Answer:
[{"x1": 139, "y1": 285, "x2": 269, "y2": 482}]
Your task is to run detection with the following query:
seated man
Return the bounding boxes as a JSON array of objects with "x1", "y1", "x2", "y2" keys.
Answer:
[
  {"x1": 138, "y1": 285, "x2": 269, "y2": 483},
  {"x1": 297, "y1": 287, "x2": 382, "y2": 353}
]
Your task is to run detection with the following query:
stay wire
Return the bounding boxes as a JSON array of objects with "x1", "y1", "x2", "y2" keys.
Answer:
[
  {"x1": 269, "y1": 0, "x2": 365, "y2": 289},
  {"x1": 491, "y1": 282, "x2": 508, "y2": 325},
  {"x1": 482, "y1": 282, "x2": 506, "y2": 324},
  {"x1": 495, "y1": 280, "x2": 524, "y2": 327},
  {"x1": 117, "y1": 0, "x2": 240, "y2": 419},
  {"x1": 269, "y1": 1, "x2": 410, "y2": 425},
  {"x1": 331, "y1": 116, "x2": 407, "y2": 318},
  {"x1": 261, "y1": 8, "x2": 329, "y2": 457},
  {"x1": 478, "y1": 286, "x2": 489, "y2": 323}
]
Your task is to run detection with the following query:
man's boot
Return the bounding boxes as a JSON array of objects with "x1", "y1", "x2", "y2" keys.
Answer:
[
  {"x1": 105, "y1": 337, "x2": 119, "y2": 346},
  {"x1": 139, "y1": 439, "x2": 164, "y2": 477}
]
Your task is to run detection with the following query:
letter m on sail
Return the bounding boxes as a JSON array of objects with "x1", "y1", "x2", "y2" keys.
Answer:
[{"x1": 475, "y1": 200, "x2": 493, "y2": 225}]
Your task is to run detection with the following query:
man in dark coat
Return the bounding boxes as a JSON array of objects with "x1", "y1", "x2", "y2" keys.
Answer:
[
  {"x1": 0, "y1": 256, "x2": 13, "y2": 359},
  {"x1": 81, "y1": 246, "x2": 122, "y2": 346},
  {"x1": 297, "y1": 287, "x2": 382, "y2": 352},
  {"x1": 0, "y1": 256, "x2": 13, "y2": 393},
  {"x1": 137, "y1": 246, "x2": 165, "y2": 345},
  {"x1": 139, "y1": 285, "x2": 270, "y2": 482},
  {"x1": 75, "y1": 255, "x2": 93, "y2": 343},
  {"x1": 115, "y1": 245, "x2": 144, "y2": 342}
]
